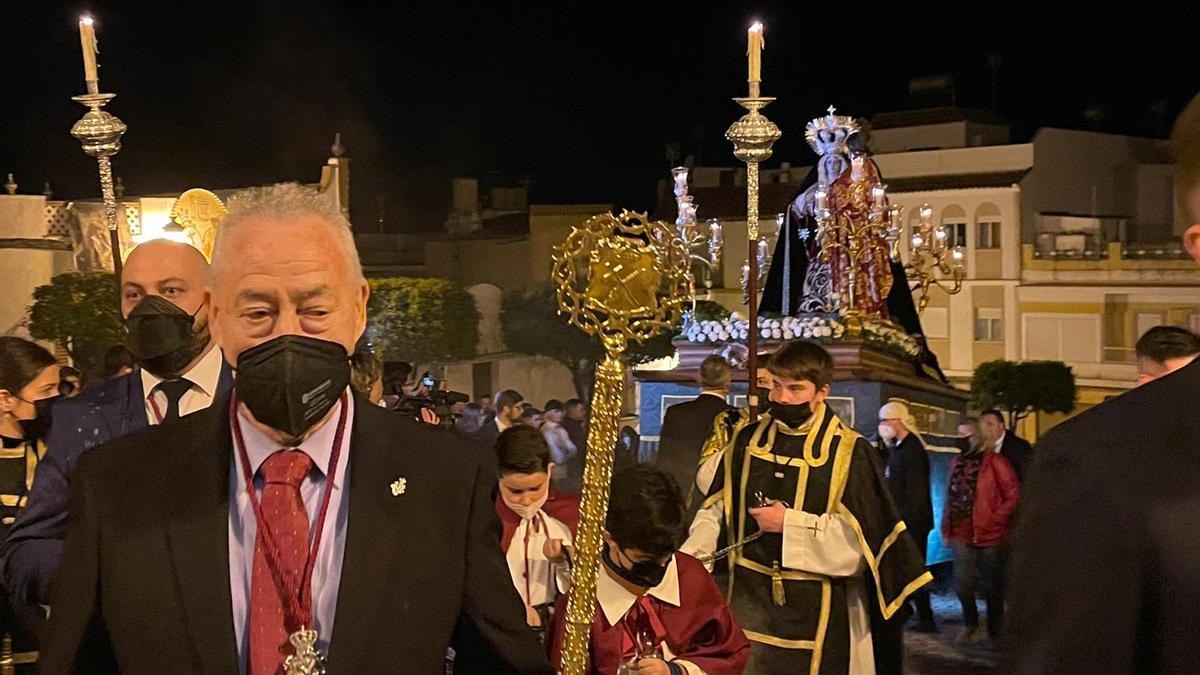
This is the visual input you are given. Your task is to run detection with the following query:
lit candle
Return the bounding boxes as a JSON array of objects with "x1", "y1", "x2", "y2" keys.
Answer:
[
  {"x1": 757, "y1": 238, "x2": 769, "y2": 264},
  {"x1": 747, "y1": 22, "x2": 764, "y2": 83},
  {"x1": 79, "y1": 16, "x2": 98, "y2": 83},
  {"x1": 815, "y1": 188, "x2": 828, "y2": 212},
  {"x1": 851, "y1": 156, "x2": 865, "y2": 180},
  {"x1": 709, "y1": 219, "x2": 723, "y2": 245},
  {"x1": 920, "y1": 205, "x2": 933, "y2": 224},
  {"x1": 872, "y1": 185, "x2": 886, "y2": 208}
]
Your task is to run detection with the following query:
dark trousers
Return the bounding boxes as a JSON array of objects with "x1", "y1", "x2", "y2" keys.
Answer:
[
  {"x1": 911, "y1": 586, "x2": 935, "y2": 627},
  {"x1": 908, "y1": 527, "x2": 935, "y2": 627},
  {"x1": 951, "y1": 541, "x2": 1007, "y2": 638}
]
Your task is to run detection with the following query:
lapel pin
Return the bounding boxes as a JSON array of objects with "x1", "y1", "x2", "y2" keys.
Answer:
[{"x1": 390, "y1": 477, "x2": 407, "y2": 497}]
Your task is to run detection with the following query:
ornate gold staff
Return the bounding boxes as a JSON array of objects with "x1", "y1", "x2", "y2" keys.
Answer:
[
  {"x1": 70, "y1": 16, "x2": 128, "y2": 275},
  {"x1": 553, "y1": 211, "x2": 693, "y2": 675},
  {"x1": 725, "y1": 22, "x2": 781, "y2": 414}
]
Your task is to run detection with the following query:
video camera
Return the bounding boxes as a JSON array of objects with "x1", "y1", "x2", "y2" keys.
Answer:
[{"x1": 387, "y1": 362, "x2": 470, "y2": 429}]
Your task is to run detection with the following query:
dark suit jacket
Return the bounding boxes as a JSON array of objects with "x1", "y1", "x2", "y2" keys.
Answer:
[
  {"x1": 2, "y1": 364, "x2": 233, "y2": 614},
  {"x1": 471, "y1": 418, "x2": 502, "y2": 447},
  {"x1": 655, "y1": 394, "x2": 732, "y2": 497},
  {"x1": 998, "y1": 431, "x2": 1033, "y2": 483},
  {"x1": 41, "y1": 393, "x2": 551, "y2": 675},
  {"x1": 1004, "y1": 359, "x2": 1200, "y2": 674},
  {"x1": 883, "y1": 434, "x2": 934, "y2": 540}
]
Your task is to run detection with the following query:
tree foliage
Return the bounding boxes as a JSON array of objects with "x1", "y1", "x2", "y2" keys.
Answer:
[
  {"x1": 27, "y1": 272, "x2": 124, "y2": 374},
  {"x1": 366, "y1": 277, "x2": 479, "y2": 365},
  {"x1": 501, "y1": 282, "x2": 680, "y2": 399},
  {"x1": 970, "y1": 359, "x2": 1077, "y2": 429}
]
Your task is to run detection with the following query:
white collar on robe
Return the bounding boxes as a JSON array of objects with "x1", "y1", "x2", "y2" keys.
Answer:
[{"x1": 595, "y1": 553, "x2": 681, "y2": 627}]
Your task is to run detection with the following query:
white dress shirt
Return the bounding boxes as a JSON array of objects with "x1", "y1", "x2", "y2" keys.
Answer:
[{"x1": 139, "y1": 346, "x2": 225, "y2": 424}]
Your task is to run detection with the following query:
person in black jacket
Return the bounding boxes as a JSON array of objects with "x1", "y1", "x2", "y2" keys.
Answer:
[
  {"x1": 1005, "y1": 93, "x2": 1200, "y2": 675},
  {"x1": 472, "y1": 389, "x2": 525, "y2": 446},
  {"x1": 877, "y1": 401, "x2": 935, "y2": 632},
  {"x1": 980, "y1": 410, "x2": 1033, "y2": 484},
  {"x1": 655, "y1": 355, "x2": 734, "y2": 506},
  {"x1": 41, "y1": 184, "x2": 549, "y2": 674}
]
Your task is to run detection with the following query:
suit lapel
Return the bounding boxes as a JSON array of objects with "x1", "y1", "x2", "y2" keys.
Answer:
[
  {"x1": 96, "y1": 371, "x2": 148, "y2": 438},
  {"x1": 327, "y1": 399, "x2": 409, "y2": 670},
  {"x1": 164, "y1": 401, "x2": 240, "y2": 673},
  {"x1": 123, "y1": 372, "x2": 147, "y2": 432},
  {"x1": 216, "y1": 360, "x2": 235, "y2": 399}
]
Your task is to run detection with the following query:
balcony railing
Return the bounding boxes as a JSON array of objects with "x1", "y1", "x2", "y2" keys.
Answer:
[{"x1": 1023, "y1": 243, "x2": 1199, "y2": 272}]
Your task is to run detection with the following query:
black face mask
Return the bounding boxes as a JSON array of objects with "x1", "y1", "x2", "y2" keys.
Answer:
[
  {"x1": 602, "y1": 543, "x2": 669, "y2": 589},
  {"x1": 18, "y1": 395, "x2": 60, "y2": 441},
  {"x1": 235, "y1": 335, "x2": 351, "y2": 439},
  {"x1": 956, "y1": 436, "x2": 983, "y2": 455},
  {"x1": 772, "y1": 401, "x2": 815, "y2": 428},
  {"x1": 125, "y1": 295, "x2": 210, "y2": 379},
  {"x1": 755, "y1": 387, "x2": 772, "y2": 408}
]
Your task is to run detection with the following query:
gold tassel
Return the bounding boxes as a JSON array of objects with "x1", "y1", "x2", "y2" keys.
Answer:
[{"x1": 771, "y1": 561, "x2": 786, "y2": 606}]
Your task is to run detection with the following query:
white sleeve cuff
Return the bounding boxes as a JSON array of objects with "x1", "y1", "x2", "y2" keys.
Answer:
[{"x1": 781, "y1": 509, "x2": 865, "y2": 577}]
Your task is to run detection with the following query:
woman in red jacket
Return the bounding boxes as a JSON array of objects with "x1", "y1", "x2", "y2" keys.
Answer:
[{"x1": 944, "y1": 417, "x2": 1021, "y2": 645}]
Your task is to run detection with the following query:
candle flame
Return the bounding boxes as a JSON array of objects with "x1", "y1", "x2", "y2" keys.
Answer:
[
  {"x1": 80, "y1": 16, "x2": 94, "y2": 25},
  {"x1": 750, "y1": 22, "x2": 763, "y2": 32}
]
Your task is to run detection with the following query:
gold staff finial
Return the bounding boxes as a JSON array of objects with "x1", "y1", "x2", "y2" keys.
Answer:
[{"x1": 553, "y1": 211, "x2": 692, "y2": 675}]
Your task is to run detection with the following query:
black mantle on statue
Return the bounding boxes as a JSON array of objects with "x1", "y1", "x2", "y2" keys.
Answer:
[{"x1": 758, "y1": 157, "x2": 947, "y2": 382}]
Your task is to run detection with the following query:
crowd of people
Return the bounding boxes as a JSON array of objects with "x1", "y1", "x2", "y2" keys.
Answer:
[{"x1": 0, "y1": 96, "x2": 1196, "y2": 674}]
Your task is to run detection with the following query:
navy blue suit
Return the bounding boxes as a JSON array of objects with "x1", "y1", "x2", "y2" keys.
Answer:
[{"x1": 1, "y1": 363, "x2": 233, "y2": 620}]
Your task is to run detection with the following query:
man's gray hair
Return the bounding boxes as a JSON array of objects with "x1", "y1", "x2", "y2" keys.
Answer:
[{"x1": 208, "y1": 183, "x2": 364, "y2": 288}]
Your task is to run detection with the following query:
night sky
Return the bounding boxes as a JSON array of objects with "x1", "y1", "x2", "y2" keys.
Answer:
[{"x1": 2, "y1": 1, "x2": 1197, "y2": 232}]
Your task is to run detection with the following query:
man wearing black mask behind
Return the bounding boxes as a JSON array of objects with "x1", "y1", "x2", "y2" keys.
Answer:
[
  {"x1": 3, "y1": 239, "x2": 233, "y2": 628},
  {"x1": 42, "y1": 184, "x2": 550, "y2": 674}
]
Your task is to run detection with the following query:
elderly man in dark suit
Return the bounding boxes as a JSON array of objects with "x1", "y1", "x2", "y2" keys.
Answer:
[
  {"x1": 1005, "y1": 94, "x2": 1200, "y2": 675},
  {"x1": 41, "y1": 184, "x2": 550, "y2": 674},
  {"x1": 655, "y1": 355, "x2": 733, "y2": 505},
  {"x1": 3, "y1": 240, "x2": 232, "y2": 631}
]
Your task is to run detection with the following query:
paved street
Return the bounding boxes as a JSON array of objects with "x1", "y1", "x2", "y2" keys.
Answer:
[{"x1": 904, "y1": 582, "x2": 999, "y2": 674}]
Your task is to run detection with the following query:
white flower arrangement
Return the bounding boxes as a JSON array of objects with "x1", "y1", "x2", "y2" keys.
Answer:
[
  {"x1": 858, "y1": 318, "x2": 923, "y2": 359},
  {"x1": 680, "y1": 312, "x2": 921, "y2": 359}
]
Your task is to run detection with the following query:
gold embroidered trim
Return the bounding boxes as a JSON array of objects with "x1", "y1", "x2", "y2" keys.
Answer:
[
  {"x1": 743, "y1": 630, "x2": 815, "y2": 650},
  {"x1": 838, "y1": 506, "x2": 934, "y2": 620}
]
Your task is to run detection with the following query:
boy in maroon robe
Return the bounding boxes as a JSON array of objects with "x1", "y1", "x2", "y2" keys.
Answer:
[
  {"x1": 550, "y1": 465, "x2": 750, "y2": 674},
  {"x1": 494, "y1": 425, "x2": 581, "y2": 631}
]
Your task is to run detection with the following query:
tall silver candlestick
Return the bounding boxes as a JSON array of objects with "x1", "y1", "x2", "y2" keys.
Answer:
[{"x1": 70, "y1": 19, "x2": 127, "y2": 276}]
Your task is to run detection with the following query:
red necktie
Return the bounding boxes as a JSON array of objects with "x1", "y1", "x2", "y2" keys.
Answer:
[
  {"x1": 620, "y1": 595, "x2": 668, "y2": 659},
  {"x1": 249, "y1": 450, "x2": 313, "y2": 675}
]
